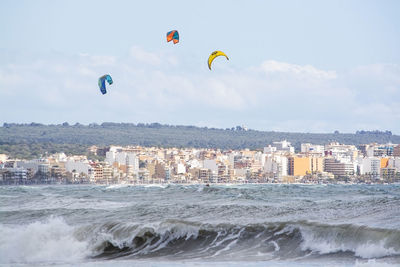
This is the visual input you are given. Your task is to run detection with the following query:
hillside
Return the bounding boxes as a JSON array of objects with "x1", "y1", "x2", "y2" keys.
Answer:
[{"x1": 0, "y1": 123, "x2": 399, "y2": 159}]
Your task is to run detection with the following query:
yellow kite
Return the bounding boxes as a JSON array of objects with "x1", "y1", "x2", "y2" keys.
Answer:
[{"x1": 208, "y1": 51, "x2": 229, "y2": 70}]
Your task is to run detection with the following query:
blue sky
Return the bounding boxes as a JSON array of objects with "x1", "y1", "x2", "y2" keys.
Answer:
[{"x1": 1, "y1": 0, "x2": 400, "y2": 133}]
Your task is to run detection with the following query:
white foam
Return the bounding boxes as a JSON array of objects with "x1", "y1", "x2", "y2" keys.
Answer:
[
  {"x1": 354, "y1": 240, "x2": 399, "y2": 259},
  {"x1": 9, "y1": 196, "x2": 130, "y2": 211},
  {"x1": 274, "y1": 224, "x2": 296, "y2": 236},
  {"x1": 0, "y1": 217, "x2": 90, "y2": 264},
  {"x1": 105, "y1": 184, "x2": 131, "y2": 190},
  {"x1": 213, "y1": 238, "x2": 238, "y2": 257},
  {"x1": 299, "y1": 225, "x2": 400, "y2": 259},
  {"x1": 143, "y1": 184, "x2": 168, "y2": 188},
  {"x1": 269, "y1": 240, "x2": 280, "y2": 252}
]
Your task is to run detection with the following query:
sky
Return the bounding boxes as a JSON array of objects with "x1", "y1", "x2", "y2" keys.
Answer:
[{"x1": 1, "y1": 0, "x2": 400, "y2": 133}]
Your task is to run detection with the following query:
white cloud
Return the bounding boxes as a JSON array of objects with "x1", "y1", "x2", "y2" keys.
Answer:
[
  {"x1": 129, "y1": 46, "x2": 161, "y2": 66},
  {"x1": 79, "y1": 54, "x2": 116, "y2": 67},
  {"x1": 352, "y1": 63, "x2": 400, "y2": 83},
  {"x1": 0, "y1": 48, "x2": 399, "y2": 133},
  {"x1": 260, "y1": 60, "x2": 337, "y2": 80},
  {"x1": 354, "y1": 103, "x2": 400, "y2": 120}
]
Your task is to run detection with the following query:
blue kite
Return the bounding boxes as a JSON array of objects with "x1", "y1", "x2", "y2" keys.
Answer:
[{"x1": 98, "y1": 74, "x2": 113, "y2": 95}]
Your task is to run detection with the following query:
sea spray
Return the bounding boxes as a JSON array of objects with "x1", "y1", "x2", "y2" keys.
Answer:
[
  {"x1": 0, "y1": 217, "x2": 89, "y2": 264},
  {"x1": 298, "y1": 222, "x2": 400, "y2": 259}
]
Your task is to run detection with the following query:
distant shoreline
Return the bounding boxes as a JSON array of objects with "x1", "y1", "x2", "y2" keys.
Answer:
[{"x1": 2, "y1": 181, "x2": 399, "y2": 187}]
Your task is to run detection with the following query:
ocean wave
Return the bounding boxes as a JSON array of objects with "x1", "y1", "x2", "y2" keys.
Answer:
[
  {"x1": 85, "y1": 220, "x2": 400, "y2": 261},
  {"x1": 1, "y1": 217, "x2": 400, "y2": 265}
]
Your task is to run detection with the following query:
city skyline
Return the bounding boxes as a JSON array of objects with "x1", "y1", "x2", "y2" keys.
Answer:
[{"x1": 2, "y1": 140, "x2": 400, "y2": 185}]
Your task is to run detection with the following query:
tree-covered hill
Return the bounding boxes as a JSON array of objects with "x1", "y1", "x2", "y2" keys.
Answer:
[{"x1": 0, "y1": 122, "x2": 399, "y2": 159}]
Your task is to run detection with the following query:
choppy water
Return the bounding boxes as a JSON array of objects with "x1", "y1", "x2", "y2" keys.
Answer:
[{"x1": 1, "y1": 184, "x2": 400, "y2": 266}]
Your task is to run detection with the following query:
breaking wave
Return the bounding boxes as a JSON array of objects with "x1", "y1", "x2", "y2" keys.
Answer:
[
  {"x1": 1, "y1": 217, "x2": 400, "y2": 265},
  {"x1": 89, "y1": 220, "x2": 400, "y2": 261}
]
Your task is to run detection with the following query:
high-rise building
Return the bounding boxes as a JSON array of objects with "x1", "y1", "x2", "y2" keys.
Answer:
[
  {"x1": 324, "y1": 158, "x2": 354, "y2": 177},
  {"x1": 358, "y1": 157, "x2": 381, "y2": 180},
  {"x1": 310, "y1": 157, "x2": 324, "y2": 173},
  {"x1": 264, "y1": 155, "x2": 288, "y2": 180},
  {"x1": 288, "y1": 157, "x2": 310, "y2": 176}
]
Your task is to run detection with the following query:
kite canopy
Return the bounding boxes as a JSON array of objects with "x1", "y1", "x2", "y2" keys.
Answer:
[
  {"x1": 166, "y1": 30, "x2": 179, "y2": 44},
  {"x1": 98, "y1": 74, "x2": 113, "y2": 95},
  {"x1": 208, "y1": 51, "x2": 229, "y2": 70}
]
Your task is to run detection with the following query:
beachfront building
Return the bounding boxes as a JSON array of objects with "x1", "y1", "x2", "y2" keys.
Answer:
[
  {"x1": 0, "y1": 167, "x2": 28, "y2": 184},
  {"x1": 357, "y1": 157, "x2": 381, "y2": 180},
  {"x1": 324, "y1": 142, "x2": 358, "y2": 161},
  {"x1": 310, "y1": 157, "x2": 324, "y2": 173},
  {"x1": 324, "y1": 158, "x2": 354, "y2": 178},
  {"x1": 264, "y1": 154, "x2": 288, "y2": 181},
  {"x1": 65, "y1": 160, "x2": 90, "y2": 175},
  {"x1": 364, "y1": 144, "x2": 394, "y2": 157},
  {"x1": 288, "y1": 156, "x2": 311, "y2": 176},
  {"x1": 106, "y1": 150, "x2": 139, "y2": 181}
]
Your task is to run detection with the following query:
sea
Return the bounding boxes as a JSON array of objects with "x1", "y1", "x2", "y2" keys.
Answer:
[{"x1": 1, "y1": 184, "x2": 400, "y2": 267}]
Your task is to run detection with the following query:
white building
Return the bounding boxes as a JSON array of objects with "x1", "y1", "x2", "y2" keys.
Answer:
[
  {"x1": 264, "y1": 154, "x2": 288, "y2": 180},
  {"x1": 325, "y1": 142, "x2": 358, "y2": 161},
  {"x1": 254, "y1": 152, "x2": 266, "y2": 166},
  {"x1": 115, "y1": 152, "x2": 128, "y2": 165},
  {"x1": 357, "y1": 157, "x2": 381, "y2": 180},
  {"x1": 65, "y1": 160, "x2": 90, "y2": 175},
  {"x1": 203, "y1": 159, "x2": 218, "y2": 172},
  {"x1": 187, "y1": 158, "x2": 201, "y2": 169},
  {"x1": 273, "y1": 140, "x2": 295, "y2": 153},
  {"x1": 0, "y1": 154, "x2": 8, "y2": 162},
  {"x1": 17, "y1": 160, "x2": 40, "y2": 173},
  {"x1": 301, "y1": 143, "x2": 324, "y2": 154},
  {"x1": 105, "y1": 151, "x2": 116, "y2": 165},
  {"x1": 263, "y1": 145, "x2": 277, "y2": 154},
  {"x1": 324, "y1": 158, "x2": 355, "y2": 177},
  {"x1": 176, "y1": 163, "x2": 186, "y2": 174}
]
